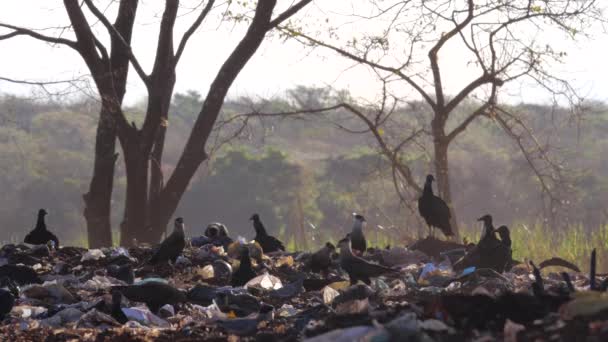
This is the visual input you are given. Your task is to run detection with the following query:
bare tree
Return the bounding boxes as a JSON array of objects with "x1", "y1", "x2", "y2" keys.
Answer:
[
  {"x1": 279, "y1": 0, "x2": 604, "y2": 236},
  {"x1": 1, "y1": 0, "x2": 312, "y2": 246}
]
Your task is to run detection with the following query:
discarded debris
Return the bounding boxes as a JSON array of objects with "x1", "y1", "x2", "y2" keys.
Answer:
[{"x1": 0, "y1": 237, "x2": 606, "y2": 340}]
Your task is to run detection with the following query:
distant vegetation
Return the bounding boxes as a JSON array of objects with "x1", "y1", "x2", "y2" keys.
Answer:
[{"x1": 1, "y1": 89, "x2": 607, "y2": 269}]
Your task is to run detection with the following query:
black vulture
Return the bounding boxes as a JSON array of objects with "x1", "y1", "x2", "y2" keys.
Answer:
[
  {"x1": 216, "y1": 304, "x2": 274, "y2": 336},
  {"x1": 24, "y1": 209, "x2": 60, "y2": 247},
  {"x1": 418, "y1": 175, "x2": 454, "y2": 237},
  {"x1": 0, "y1": 290, "x2": 14, "y2": 320},
  {"x1": 350, "y1": 213, "x2": 367, "y2": 255},
  {"x1": 0, "y1": 278, "x2": 18, "y2": 320},
  {"x1": 110, "y1": 291, "x2": 128, "y2": 324},
  {"x1": 148, "y1": 217, "x2": 186, "y2": 265},
  {"x1": 204, "y1": 222, "x2": 233, "y2": 250},
  {"x1": 0, "y1": 264, "x2": 43, "y2": 286},
  {"x1": 308, "y1": 242, "x2": 335, "y2": 274},
  {"x1": 231, "y1": 247, "x2": 257, "y2": 287},
  {"x1": 338, "y1": 235, "x2": 398, "y2": 285},
  {"x1": 107, "y1": 264, "x2": 135, "y2": 284},
  {"x1": 453, "y1": 215, "x2": 511, "y2": 273},
  {"x1": 250, "y1": 214, "x2": 285, "y2": 253},
  {"x1": 477, "y1": 214, "x2": 499, "y2": 245},
  {"x1": 112, "y1": 279, "x2": 187, "y2": 314},
  {"x1": 494, "y1": 225, "x2": 513, "y2": 271}
]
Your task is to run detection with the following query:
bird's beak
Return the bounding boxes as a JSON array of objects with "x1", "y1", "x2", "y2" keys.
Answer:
[{"x1": 477, "y1": 217, "x2": 484, "y2": 222}]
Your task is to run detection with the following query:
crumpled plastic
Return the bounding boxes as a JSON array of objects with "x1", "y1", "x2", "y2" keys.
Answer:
[
  {"x1": 418, "y1": 259, "x2": 454, "y2": 286},
  {"x1": 109, "y1": 247, "x2": 131, "y2": 259},
  {"x1": 322, "y1": 286, "x2": 340, "y2": 305},
  {"x1": 81, "y1": 249, "x2": 105, "y2": 262},
  {"x1": 245, "y1": 273, "x2": 283, "y2": 290},
  {"x1": 22, "y1": 281, "x2": 77, "y2": 304},
  {"x1": 39, "y1": 307, "x2": 84, "y2": 327},
  {"x1": 80, "y1": 275, "x2": 121, "y2": 291},
  {"x1": 122, "y1": 307, "x2": 171, "y2": 327},
  {"x1": 304, "y1": 325, "x2": 384, "y2": 342},
  {"x1": 197, "y1": 265, "x2": 215, "y2": 280},
  {"x1": 274, "y1": 255, "x2": 294, "y2": 268},
  {"x1": 11, "y1": 305, "x2": 48, "y2": 319},
  {"x1": 277, "y1": 304, "x2": 297, "y2": 317},
  {"x1": 76, "y1": 309, "x2": 121, "y2": 329},
  {"x1": 192, "y1": 302, "x2": 228, "y2": 320}
]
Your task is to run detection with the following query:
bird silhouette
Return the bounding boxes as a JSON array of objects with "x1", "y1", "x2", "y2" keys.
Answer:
[
  {"x1": 453, "y1": 215, "x2": 511, "y2": 272},
  {"x1": 204, "y1": 222, "x2": 233, "y2": 249},
  {"x1": 0, "y1": 277, "x2": 18, "y2": 320},
  {"x1": 231, "y1": 247, "x2": 257, "y2": 287},
  {"x1": 107, "y1": 264, "x2": 135, "y2": 285},
  {"x1": 110, "y1": 291, "x2": 128, "y2": 324},
  {"x1": 112, "y1": 279, "x2": 187, "y2": 314},
  {"x1": 477, "y1": 214, "x2": 499, "y2": 246},
  {"x1": 350, "y1": 213, "x2": 367, "y2": 255},
  {"x1": 494, "y1": 225, "x2": 513, "y2": 272},
  {"x1": 418, "y1": 175, "x2": 454, "y2": 237},
  {"x1": 250, "y1": 214, "x2": 285, "y2": 253},
  {"x1": 308, "y1": 242, "x2": 335, "y2": 274},
  {"x1": 148, "y1": 217, "x2": 186, "y2": 265},
  {"x1": 0, "y1": 264, "x2": 42, "y2": 286},
  {"x1": 216, "y1": 303, "x2": 274, "y2": 336},
  {"x1": 338, "y1": 235, "x2": 398, "y2": 285},
  {"x1": 24, "y1": 209, "x2": 60, "y2": 247},
  {"x1": 0, "y1": 289, "x2": 14, "y2": 321}
]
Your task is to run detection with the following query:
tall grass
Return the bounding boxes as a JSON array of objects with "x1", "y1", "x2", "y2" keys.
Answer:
[
  {"x1": 53, "y1": 221, "x2": 608, "y2": 273},
  {"x1": 461, "y1": 222, "x2": 608, "y2": 273}
]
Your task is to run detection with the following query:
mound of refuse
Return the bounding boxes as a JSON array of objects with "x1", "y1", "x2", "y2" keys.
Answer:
[{"x1": 0, "y1": 239, "x2": 605, "y2": 341}]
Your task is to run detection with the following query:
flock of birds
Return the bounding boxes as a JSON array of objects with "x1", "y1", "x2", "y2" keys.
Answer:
[{"x1": 0, "y1": 174, "x2": 517, "y2": 328}]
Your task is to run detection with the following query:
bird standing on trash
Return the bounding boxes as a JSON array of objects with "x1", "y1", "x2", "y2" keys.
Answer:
[
  {"x1": 217, "y1": 303, "x2": 274, "y2": 336},
  {"x1": 24, "y1": 209, "x2": 60, "y2": 247},
  {"x1": 110, "y1": 291, "x2": 128, "y2": 324},
  {"x1": 338, "y1": 235, "x2": 398, "y2": 285},
  {"x1": 148, "y1": 217, "x2": 186, "y2": 265},
  {"x1": 231, "y1": 247, "x2": 258, "y2": 287},
  {"x1": 350, "y1": 213, "x2": 367, "y2": 255},
  {"x1": 308, "y1": 242, "x2": 335, "y2": 274},
  {"x1": 0, "y1": 264, "x2": 43, "y2": 286},
  {"x1": 205, "y1": 222, "x2": 233, "y2": 249},
  {"x1": 112, "y1": 279, "x2": 187, "y2": 314},
  {"x1": 453, "y1": 215, "x2": 511, "y2": 272},
  {"x1": 418, "y1": 175, "x2": 454, "y2": 238},
  {"x1": 0, "y1": 278, "x2": 18, "y2": 320},
  {"x1": 251, "y1": 214, "x2": 285, "y2": 253},
  {"x1": 494, "y1": 225, "x2": 513, "y2": 272}
]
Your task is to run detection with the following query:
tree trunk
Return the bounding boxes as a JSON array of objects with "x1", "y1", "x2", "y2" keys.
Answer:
[
  {"x1": 120, "y1": 143, "x2": 151, "y2": 246},
  {"x1": 432, "y1": 117, "x2": 460, "y2": 238},
  {"x1": 83, "y1": 102, "x2": 117, "y2": 248}
]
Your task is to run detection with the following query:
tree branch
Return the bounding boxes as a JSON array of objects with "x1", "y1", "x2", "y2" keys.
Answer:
[
  {"x1": 175, "y1": 0, "x2": 216, "y2": 64},
  {"x1": 282, "y1": 27, "x2": 436, "y2": 109},
  {"x1": 0, "y1": 23, "x2": 78, "y2": 48},
  {"x1": 82, "y1": 0, "x2": 149, "y2": 84},
  {"x1": 269, "y1": 0, "x2": 313, "y2": 28},
  {"x1": 428, "y1": 0, "x2": 475, "y2": 110}
]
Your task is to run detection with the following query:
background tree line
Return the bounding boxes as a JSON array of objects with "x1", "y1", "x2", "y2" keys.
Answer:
[{"x1": 1, "y1": 88, "x2": 607, "y2": 249}]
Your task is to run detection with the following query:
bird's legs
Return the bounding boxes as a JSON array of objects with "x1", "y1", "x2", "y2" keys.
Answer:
[{"x1": 426, "y1": 224, "x2": 433, "y2": 239}]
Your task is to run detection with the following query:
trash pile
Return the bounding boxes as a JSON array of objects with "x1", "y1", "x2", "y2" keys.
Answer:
[{"x1": 0, "y1": 235, "x2": 607, "y2": 341}]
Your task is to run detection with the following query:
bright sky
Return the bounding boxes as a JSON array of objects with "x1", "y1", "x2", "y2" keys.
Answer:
[{"x1": 0, "y1": 1, "x2": 607, "y2": 105}]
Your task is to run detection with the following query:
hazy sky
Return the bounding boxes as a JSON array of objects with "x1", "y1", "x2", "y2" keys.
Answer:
[{"x1": 1, "y1": 1, "x2": 607, "y2": 105}]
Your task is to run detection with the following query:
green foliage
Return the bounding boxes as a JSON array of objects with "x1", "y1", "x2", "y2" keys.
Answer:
[{"x1": 1, "y1": 89, "x2": 608, "y2": 262}]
